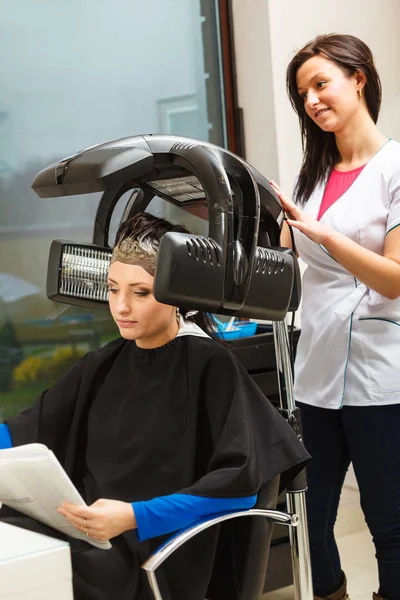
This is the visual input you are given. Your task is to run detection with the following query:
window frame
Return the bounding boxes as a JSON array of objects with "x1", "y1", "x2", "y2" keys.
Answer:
[{"x1": 218, "y1": 0, "x2": 245, "y2": 158}]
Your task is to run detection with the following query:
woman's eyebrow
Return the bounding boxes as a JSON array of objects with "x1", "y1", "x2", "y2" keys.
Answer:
[
  {"x1": 107, "y1": 279, "x2": 149, "y2": 287},
  {"x1": 297, "y1": 72, "x2": 328, "y2": 93}
]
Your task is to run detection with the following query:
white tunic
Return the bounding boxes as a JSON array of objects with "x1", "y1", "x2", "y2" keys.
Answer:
[{"x1": 294, "y1": 139, "x2": 400, "y2": 409}]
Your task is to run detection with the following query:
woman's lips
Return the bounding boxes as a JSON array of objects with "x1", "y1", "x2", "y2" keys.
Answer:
[
  {"x1": 315, "y1": 108, "x2": 330, "y2": 118},
  {"x1": 117, "y1": 320, "x2": 138, "y2": 328}
]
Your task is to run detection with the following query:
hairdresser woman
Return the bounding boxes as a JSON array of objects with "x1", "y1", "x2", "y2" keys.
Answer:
[{"x1": 271, "y1": 34, "x2": 400, "y2": 600}]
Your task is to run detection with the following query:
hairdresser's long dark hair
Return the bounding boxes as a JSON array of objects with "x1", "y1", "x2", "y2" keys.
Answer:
[
  {"x1": 286, "y1": 33, "x2": 382, "y2": 205},
  {"x1": 115, "y1": 212, "x2": 218, "y2": 339}
]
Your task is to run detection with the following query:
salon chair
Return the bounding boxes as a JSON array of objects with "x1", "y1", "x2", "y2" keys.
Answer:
[{"x1": 142, "y1": 476, "x2": 299, "y2": 600}]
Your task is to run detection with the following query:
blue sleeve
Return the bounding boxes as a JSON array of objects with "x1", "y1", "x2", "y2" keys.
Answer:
[
  {"x1": 132, "y1": 493, "x2": 257, "y2": 541},
  {"x1": 0, "y1": 424, "x2": 12, "y2": 449}
]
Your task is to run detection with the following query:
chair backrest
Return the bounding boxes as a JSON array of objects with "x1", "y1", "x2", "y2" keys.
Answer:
[{"x1": 206, "y1": 476, "x2": 280, "y2": 600}]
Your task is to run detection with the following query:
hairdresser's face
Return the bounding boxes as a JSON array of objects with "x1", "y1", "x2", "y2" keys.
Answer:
[
  {"x1": 108, "y1": 262, "x2": 178, "y2": 348},
  {"x1": 296, "y1": 55, "x2": 363, "y2": 133}
]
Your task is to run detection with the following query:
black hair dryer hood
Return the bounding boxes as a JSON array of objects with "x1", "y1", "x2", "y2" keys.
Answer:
[{"x1": 32, "y1": 134, "x2": 300, "y2": 320}]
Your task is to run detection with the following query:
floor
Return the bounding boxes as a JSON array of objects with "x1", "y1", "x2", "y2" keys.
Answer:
[{"x1": 264, "y1": 466, "x2": 379, "y2": 600}]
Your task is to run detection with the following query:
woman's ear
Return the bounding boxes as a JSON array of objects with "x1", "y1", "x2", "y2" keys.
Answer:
[{"x1": 354, "y1": 69, "x2": 367, "y2": 92}]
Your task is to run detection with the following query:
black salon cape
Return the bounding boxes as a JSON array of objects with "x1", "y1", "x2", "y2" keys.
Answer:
[{"x1": 2, "y1": 335, "x2": 309, "y2": 600}]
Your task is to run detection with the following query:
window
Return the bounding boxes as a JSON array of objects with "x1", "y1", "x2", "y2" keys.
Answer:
[
  {"x1": 158, "y1": 95, "x2": 204, "y2": 139},
  {"x1": 0, "y1": 0, "x2": 233, "y2": 419}
]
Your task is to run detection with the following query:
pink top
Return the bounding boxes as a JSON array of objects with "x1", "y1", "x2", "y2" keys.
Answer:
[{"x1": 317, "y1": 164, "x2": 366, "y2": 220}]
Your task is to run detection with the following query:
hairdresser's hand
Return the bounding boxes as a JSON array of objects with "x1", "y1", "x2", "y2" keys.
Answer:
[
  {"x1": 58, "y1": 499, "x2": 136, "y2": 541},
  {"x1": 270, "y1": 180, "x2": 333, "y2": 245}
]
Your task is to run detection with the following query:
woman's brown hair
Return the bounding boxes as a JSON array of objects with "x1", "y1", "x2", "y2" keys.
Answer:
[{"x1": 286, "y1": 34, "x2": 382, "y2": 205}]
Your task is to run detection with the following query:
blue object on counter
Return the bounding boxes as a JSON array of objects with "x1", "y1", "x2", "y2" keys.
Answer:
[
  {"x1": 235, "y1": 321, "x2": 258, "y2": 338},
  {"x1": 213, "y1": 318, "x2": 258, "y2": 340},
  {"x1": 215, "y1": 328, "x2": 241, "y2": 340}
]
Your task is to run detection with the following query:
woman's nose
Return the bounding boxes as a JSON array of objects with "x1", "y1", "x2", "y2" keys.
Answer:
[
  {"x1": 306, "y1": 89, "x2": 319, "y2": 108},
  {"x1": 115, "y1": 294, "x2": 130, "y2": 314}
]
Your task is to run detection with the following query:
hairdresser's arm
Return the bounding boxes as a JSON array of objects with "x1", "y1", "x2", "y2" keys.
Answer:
[{"x1": 272, "y1": 182, "x2": 400, "y2": 300}]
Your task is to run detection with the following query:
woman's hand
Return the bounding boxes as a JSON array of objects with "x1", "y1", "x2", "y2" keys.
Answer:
[
  {"x1": 269, "y1": 182, "x2": 400, "y2": 299},
  {"x1": 58, "y1": 499, "x2": 137, "y2": 542},
  {"x1": 270, "y1": 180, "x2": 333, "y2": 246}
]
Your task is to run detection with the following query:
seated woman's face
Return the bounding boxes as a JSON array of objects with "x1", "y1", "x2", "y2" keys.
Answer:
[{"x1": 107, "y1": 261, "x2": 178, "y2": 348}]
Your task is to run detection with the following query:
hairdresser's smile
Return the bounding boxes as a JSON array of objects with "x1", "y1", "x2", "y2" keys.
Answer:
[{"x1": 315, "y1": 107, "x2": 331, "y2": 118}]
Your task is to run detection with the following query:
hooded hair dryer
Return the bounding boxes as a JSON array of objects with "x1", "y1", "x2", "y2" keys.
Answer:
[{"x1": 32, "y1": 134, "x2": 300, "y2": 320}]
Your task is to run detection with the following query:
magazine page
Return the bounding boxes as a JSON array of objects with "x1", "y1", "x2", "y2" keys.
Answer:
[{"x1": 0, "y1": 444, "x2": 111, "y2": 550}]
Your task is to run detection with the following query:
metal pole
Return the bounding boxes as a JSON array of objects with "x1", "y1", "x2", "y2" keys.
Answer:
[{"x1": 273, "y1": 320, "x2": 313, "y2": 600}]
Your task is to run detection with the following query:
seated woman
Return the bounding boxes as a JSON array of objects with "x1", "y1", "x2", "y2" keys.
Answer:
[{"x1": 0, "y1": 213, "x2": 309, "y2": 600}]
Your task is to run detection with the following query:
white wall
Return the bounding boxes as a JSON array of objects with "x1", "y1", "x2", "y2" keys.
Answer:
[
  {"x1": 230, "y1": 0, "x2": 279, "y2": 181},
  {"x1": 232, "y1": 0, "x2": 400, "y2": 194}
]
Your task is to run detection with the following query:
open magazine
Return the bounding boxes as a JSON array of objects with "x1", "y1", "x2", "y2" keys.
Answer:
[{"x1": 0, "y1": 443, "x2": 111, "y2": 550}]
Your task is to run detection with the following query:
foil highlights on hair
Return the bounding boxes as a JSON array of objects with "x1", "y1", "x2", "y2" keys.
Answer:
[{"x1": 111, "y1": 238, "x2": 158, "y2": 275}]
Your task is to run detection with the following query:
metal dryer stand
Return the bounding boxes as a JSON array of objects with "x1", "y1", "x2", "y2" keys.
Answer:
[{"x1": 274, "y1": 320, "x2": 313, "y2": 600}]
